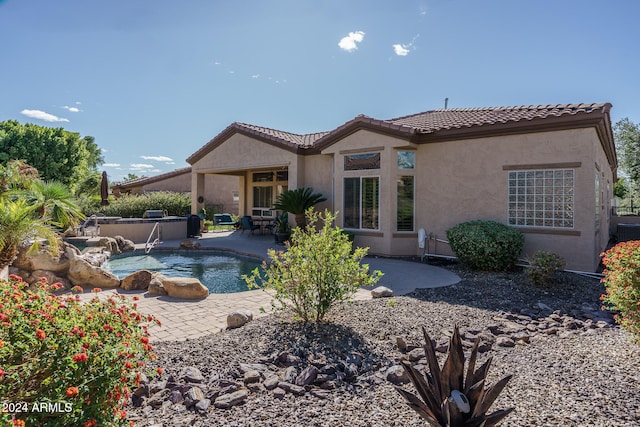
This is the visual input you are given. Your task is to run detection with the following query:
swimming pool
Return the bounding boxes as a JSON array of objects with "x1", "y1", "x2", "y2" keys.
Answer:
[{"x1": 103, "y1": 250, "x2": 262, "y2": 293}]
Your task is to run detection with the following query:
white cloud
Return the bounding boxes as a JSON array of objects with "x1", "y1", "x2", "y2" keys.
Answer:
[
  {"x1": 103, "y1": 163, "x2": 120, "y2": 167},
  {"x1": 20, "y1": 109, "x2": 69, "y2": 123},
  {"x1": 130, "y1": 163, "x2": 154, "y2": 170},
  {"x1": 63, "y1": 106, "x2": 80, "y2": 113},
  {"x1": 252, "y1": 74, "x2": 260, "y2": 79},
  {"x1": 141, "y1": 155, "x2": 173, "y2": 162},
  {"x1": 338, "y1": 31, "x2": 365, "y2": 52},
  {"x1": 75, "y1": 101, "x2": 82, "y2": 105},
  {"x1": 393, "y1": 44, "x2": 410, "y2": 56}
]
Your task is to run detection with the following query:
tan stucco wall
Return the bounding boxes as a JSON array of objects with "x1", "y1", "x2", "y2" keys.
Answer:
[
  {"x1": 414, "y1": 127, "x2": 608, "y2": 272},
  {"x1": 99, "y1": 220, "x2": 187, "y2": 243},
  {"x1": 301, "y1": 154, "x2": 334, "y2": 214},
  {"x1": 322, "y1": 129, "x2": 417, "y2": 255},
  {"x1": 190, "y1": 133, "x2": 299, "y2": 216}
]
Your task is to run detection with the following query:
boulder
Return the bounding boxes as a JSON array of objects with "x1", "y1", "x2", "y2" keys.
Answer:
[
  {"x1": 121, "y1": 270, "x2": 153, "y2": 291},
  {"x1": 161, "y1": 277, "x2": 208, "y2": 299},
  {"x1": 67, "y1": 251, "x2": 120, "y2": 289},
  {"x1": 97, "y1": 237, "x2": 121, "y2": 255},
  {"x1": 115, "y1": 236, "x2": 136, "y2": 252},
  {"x1": 227, "y1": 310, "x2": 253, "y2": 329},
  {"x1": 12, "y1": 241, "x2": 77, "y2": 274},
  {"x1": 180, "y1": 240, "x2": 200, "y2": 249},
  {"x1": 148, "y1": 273, "x2": 168, "y2": 296},
  {"x1": 371, "y1": 286, "x2": 394, "y2": 298}
]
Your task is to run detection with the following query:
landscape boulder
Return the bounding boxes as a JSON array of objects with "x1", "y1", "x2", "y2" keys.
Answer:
[
  {"x1": 121, "y1": 270, "x2": 153, "y2": 291},
  {"x1": 161, "y1": 277, "x2": 208, "y2": 299},
  {"x1": 12, "y1": 241, "x2": 77, "y2": 274},
  {"x1": 227, "y1": 310, "x2": 253, "y2": 329},
  {"x1": 67, "y1": 249, "x2": 120, "y2": 288},
  {"x1": 148, "y1": 273, "x2": 168, "y2": 296}
]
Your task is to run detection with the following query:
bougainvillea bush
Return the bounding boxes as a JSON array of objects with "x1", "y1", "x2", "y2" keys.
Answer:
[
  {"x1": 601, "y1": 240, "x2": 640, "y2": 341},
  {"x1": 0, "y1": 276, "x2": 159, "y2": 426}
]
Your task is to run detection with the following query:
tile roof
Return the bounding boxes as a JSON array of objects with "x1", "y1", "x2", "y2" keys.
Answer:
[
  {"x1": 187, "y1": 103, "x2": 614, "y2": 165},
  {"x1": 112, "y1": 166, "x2": 191, "y2": 189},
  {"x1": 384, "y1": 103, "x2": 611, "y2": 134},
  {"x1": 235, "y1": 123, "x2": 330, "y2": 148}
]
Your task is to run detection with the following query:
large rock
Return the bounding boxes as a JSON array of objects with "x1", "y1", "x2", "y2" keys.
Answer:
[
  {"x1": 121, "y1": 270, "x2": 153, "y2": 291},
  {"x1": 12, "y1": 241, "x2": 78, "y2": 274},
  {"x1": 67, "y1": 249, "x2": 120, "y2": 288},
  {"x1": 148, "y1": 273, "x2": 168, "y2": 296},
  {"x1": 114, "y1": 236, "x2": 135, "y2": 252},
  {"x1": 161, "y1": 277, "x2": 208, "y2": 299},
  {"x1": 227, "y1": 310, "x2": 253, "y2": 329},
  {"x1": 97, "y1": 237, "x2": 121, "y2": 255}
]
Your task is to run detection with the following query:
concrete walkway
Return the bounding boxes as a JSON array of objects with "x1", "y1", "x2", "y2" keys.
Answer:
[{"x1": 84, "y1": 230, "x2": 460, "y2": 342}]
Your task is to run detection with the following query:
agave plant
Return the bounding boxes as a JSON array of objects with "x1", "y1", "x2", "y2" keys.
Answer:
[{"x1": 395, "y1": 326, "x2": 513, "y2": 427}]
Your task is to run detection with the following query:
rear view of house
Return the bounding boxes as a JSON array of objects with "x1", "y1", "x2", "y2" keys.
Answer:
[{"x1": 188, "y1": 103, "x2": 616, "y2": 272}]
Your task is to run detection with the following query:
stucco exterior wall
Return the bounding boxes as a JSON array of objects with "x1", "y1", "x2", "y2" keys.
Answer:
[
  {"x1": 414, "y1": 128, "x2": 606, "y2": 272},
  {"x1": 301, "y1": 154, "x2": 334, "y2": 214},
  {"x1": 321, "y1": 129, "x2": 416, "y2": 255}
]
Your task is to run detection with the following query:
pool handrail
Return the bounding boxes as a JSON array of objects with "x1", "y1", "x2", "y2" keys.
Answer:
[{"x1": 145, "y1": 222, "x2": 160, "y2": 254}]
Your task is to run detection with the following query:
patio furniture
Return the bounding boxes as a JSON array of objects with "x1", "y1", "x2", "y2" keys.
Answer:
[
  {"x1": 240, "y1": 216, "x2": 260, "y2": 235},
  {"x1": 213, "y1": 214, "x2": 238, "y2": 230}
]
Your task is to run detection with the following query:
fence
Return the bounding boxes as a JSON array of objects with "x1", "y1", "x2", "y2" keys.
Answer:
[{"x1": 612, "y1": 206, "x2": 640, "y2": 216}]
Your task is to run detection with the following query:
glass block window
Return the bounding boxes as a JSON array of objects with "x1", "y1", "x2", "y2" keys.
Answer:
[
  {"x1": 508, "y1": 169, "x2": 574, "y2": 228},
  {"x1": 344, "y1": 153, "x2": 380, "y2": 170},
  {"x1": 397, "y1": 151, "x2": 415, "y2": 169}
]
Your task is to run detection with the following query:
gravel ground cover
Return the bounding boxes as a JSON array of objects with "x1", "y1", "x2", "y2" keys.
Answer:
[{"x1": 128, "y1": 264, "x2": 640, "y2": 427}]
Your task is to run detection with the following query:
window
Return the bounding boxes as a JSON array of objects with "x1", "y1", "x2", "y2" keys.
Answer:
[
  {"x1": 397, "y1": 176, "x2": 414, "y2": 231},
  {"x1": 253, "y1": 186, "x2": 272, "y2": 209},
  {"x1": 344, "y1": 153, "x2": 380, "y2": 170},
  {"x1": 344, "y1": 177, "x2": 379, "y2": 229},
  {"x1": 595, "y1": 172, "x2": 600, "y2": 229},
  {"x1": 507, "y1": 169, "x2": 574, "y2": 228},
  {"x1": 397, "y1": 151, "x2": 415, "y2": 169}
]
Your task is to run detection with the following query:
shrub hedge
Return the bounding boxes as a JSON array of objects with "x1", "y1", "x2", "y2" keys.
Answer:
[
  {"x1": 446, "y1": 220, "x2": 524, "y2": 271},
  {"x1": 95, "y1": 192, "x2": 191, "y2": 218}
]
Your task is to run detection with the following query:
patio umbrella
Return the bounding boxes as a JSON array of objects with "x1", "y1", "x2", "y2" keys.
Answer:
[{"x1": 100, "y1": 171, "x2": 110, "y2": 206}]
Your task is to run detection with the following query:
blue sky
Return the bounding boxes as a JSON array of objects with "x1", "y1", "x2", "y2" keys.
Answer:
[{"x1": 1, "y1": 0, "x2": 639, "y2": 182}]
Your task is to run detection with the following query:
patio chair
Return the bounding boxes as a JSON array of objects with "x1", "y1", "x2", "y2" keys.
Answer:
[{"x1": 240, "y1": 216, "x2": 260, "y2": 235}]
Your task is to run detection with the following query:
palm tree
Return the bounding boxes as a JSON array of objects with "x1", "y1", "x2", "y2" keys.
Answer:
[
  {"x1": 273, "y1": 187, "x2": 327, "y2": 228},
  {"x1": 0, "y1": 200, "x2": 60, "y2": 270},
  {"x1": 21, "y1": 180, "x2": 85, "y2": 230}
]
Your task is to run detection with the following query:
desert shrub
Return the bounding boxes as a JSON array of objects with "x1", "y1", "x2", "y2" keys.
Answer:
[
  {"x1": 97, "y1": 191, "x2": 191, "y2": 218},
  {"x1": 526, "y1": 250, "x2": 566, "y2": 286},
  {"x1": 0, "y1": 277, "x2": 159, "y2": 426},
  {"x1": 601, "y1": 241, "x2": 640, "y2": 341},
  {"x1": 446, "y1": 220, "x2": 524, "y2": 271},
  {"x1": 243, "y1": 209, "x2": 383, "y2": 322}
]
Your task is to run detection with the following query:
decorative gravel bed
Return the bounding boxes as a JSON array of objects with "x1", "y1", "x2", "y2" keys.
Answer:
[{"x1": 127, "y1": 265, "x2": 640, "y2": 426}]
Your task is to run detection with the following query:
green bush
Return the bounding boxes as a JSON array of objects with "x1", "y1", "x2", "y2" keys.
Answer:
[
  {"x1": 96, "y1": 192, "x2": 191, "y2": 218},
  {"x1": 0, "y1": 277, "x2": 158, "y2": 426},
  {"x1": 601, "y1": 241, "x2": 640, "y2": 341},
  {"x1": 446, "y1": 220, "x2": 524, "y2": 271},
  {"x1": 526, "y1": 250, "x2": 566, "y2": 286},
  {"x1": 243, "y1": 209, "x2": 383, "y2": 322}
]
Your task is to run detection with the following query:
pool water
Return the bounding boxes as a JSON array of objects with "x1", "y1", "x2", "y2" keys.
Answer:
[{"x1": 103, "y1": 251, "x2": 262, "y2": 293}]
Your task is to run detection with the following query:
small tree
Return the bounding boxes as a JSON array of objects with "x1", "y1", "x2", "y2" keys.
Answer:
[{"x1": 244, "y1": 209, "x2": 383, "y2": 322}]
